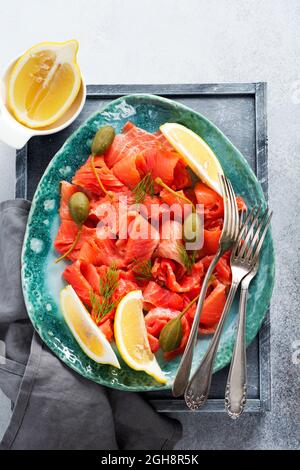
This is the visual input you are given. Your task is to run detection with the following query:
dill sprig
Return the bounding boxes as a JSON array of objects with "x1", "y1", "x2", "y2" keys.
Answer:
[
  {"x1": 178, "y1": 243, "x2": 197, "y2": 272},
  {"x1": 90, "y1": 263, "x2": 119, "y2": 322},
  {"x1": 132, "y1": 258, "x2": 153, "y2": 281},
  {"x1": 99, "y1": 263, "x2": 119, "y2": 298},
  {"x1": 90, "y1": 291, "x2": 116, "y2": 322},
  {"x1": 132, "y1": 172, "x2": 155, "y2": 203}
]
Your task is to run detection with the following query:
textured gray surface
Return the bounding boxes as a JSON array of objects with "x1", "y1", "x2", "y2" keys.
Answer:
[{"x1": 0, "y1": 0, "x2": 300, "y2": 450}]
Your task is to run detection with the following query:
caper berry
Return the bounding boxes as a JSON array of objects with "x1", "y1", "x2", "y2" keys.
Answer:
[
  {"x1": 91, "y1": 125, "x2": 115, "y2": 155},
  {"x1": 159, "y1": 316, "x2": 183, "y2": 352},
  {"x1": 69, "y1": 192, "x2": 90, "y2": 226}
]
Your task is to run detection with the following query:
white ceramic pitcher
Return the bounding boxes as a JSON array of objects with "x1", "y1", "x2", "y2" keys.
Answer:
[{"x1": 0, "y1": 57, "x2": 86, "y2": 149}]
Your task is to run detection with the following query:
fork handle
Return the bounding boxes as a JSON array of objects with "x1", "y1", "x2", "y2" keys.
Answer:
[
  {"x1": 225, "y1": 285, "x2": 248, "y2": 419},
  {"x1": 172, "y1": 251, "x2": 221, "y2": 397},
  {"x1": 184, "y1": 281, "x2": 239, "y2": 409}
]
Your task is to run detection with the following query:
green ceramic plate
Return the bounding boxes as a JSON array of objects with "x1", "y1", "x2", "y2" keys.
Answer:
[{"x1": 21, "y1": 94, "x2": 275, "y2": 391}]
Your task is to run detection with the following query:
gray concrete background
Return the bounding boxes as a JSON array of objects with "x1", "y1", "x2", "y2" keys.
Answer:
[{"x1": 0, "y1": 0, "x2": 299, "y2": 450}]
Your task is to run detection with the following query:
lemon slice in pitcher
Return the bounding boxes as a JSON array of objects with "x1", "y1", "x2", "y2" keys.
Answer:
[
  {"x1": 7, "y1": 40, "x2": 81, "y2": 128},
  {"x1": 160, "y1": 122, "x2": 224, "y2": 195},
  {"x1": 60, "y1": 285, "x2": 120, "y2": 367},
  {"x1": 114, "y1": 290, "x2": 167, "y2": 384}
]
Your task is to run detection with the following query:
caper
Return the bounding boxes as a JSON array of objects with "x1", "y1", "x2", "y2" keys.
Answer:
[
  {"x1": 159, "y1": 316, "x2": 183, "y2": 352},
  {"x1": 91, "y1": 125, "x2": 115, "y2": 155},
  {"x1": 183, "y1": 212, "x2": 202, "y2": 244},
  {"x1": 69, "y1": 192, "x2": 90, "y2": 226}
]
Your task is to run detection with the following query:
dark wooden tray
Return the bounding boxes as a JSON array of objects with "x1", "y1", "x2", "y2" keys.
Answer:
[{"x1": 16, "y1": 83, "x2": 270, "y2": 413}]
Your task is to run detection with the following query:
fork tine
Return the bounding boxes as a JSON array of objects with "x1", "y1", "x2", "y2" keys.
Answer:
[
  {"x1": 251, "y1": 210, "x2": 273, "y2": 263},
  {"x1": 244, "y1": 207, "x2": 269, "y2": 262},
  {"x1": 219, "y1": 174, "x2": 230, "y2": 236},
  {"x1": 238, "y1": 205, "x2": 262, "y2": 259},
  {"x1": 232, "y1": 209, "x2": 246, "y2": 257},
  {"x1": 232, "y1": 205, "x2": 257, "y2": 257},
  {"x1": 227, "y1": 178, "x2": 239, "y2": 240},
  {"x1": 239, "y1": 207, "x2": 247, "y2": 230}
]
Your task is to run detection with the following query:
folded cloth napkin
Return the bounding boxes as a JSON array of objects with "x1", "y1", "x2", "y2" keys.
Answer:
[{"x1": 0, "y1": 199, "x2": 182, "y2": 450}]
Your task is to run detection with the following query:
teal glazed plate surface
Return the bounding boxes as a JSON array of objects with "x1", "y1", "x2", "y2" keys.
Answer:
[{"x1": 21, "y1": 94, "x2": 275, "y2": 391}]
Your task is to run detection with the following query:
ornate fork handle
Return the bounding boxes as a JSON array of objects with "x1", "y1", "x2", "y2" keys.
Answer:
[
  {"x1": 172, "y1": 249, "x2": 222, "y2": 397},
  {"x1": 225, "y1": 274, "x2": 253, "y2": 418},
  {"x1": 185, "y1": 280, "x2": 240, "y2": 409}
]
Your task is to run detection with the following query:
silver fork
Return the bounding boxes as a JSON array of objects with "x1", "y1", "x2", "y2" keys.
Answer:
[
  {"x1": 172, "y1": 175, "x2": 239, "y2": 397},
  {"x1": 225, "y1": 209, "x2": 272, "y2": 418},
  {"x1": 184, "y1": 206, "x2": 272, "y2": 410}
]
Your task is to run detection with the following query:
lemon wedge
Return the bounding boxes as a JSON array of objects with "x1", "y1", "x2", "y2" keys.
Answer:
[
  {"x1": 160, "y1": 122, "x2": 224, "y2": 195},
  {"x1": 114, "y1": 290, "x2": 167, "y2": 384},
  {"x1": 7, "y1": 40, "x2": 82, "y2": 129},
  {"x1": 60, "y1": 285, "x2": 120, "y2": 368}
]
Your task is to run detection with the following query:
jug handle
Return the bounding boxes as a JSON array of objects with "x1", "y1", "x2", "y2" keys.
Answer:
[{"x1": 0, "y1": 105, "x2": 32, "y2": 149}]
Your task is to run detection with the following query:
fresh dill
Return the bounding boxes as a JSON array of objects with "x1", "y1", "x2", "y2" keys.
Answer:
[
  {"x1": 99, "y1": 263, "x2": 119, "y2": 298},
  {"x1": 132, "y1": 172, "x2": 155, "y2": 203},
  {"x1": 90, "y1": 291, "x2": 116, "y2": 322},
  {"x1": 132, "y1": 258, "x2": 153, "y2": 281},
  {"x1": 90, "y1": 263, "x2": 119, "y2": 322},
  {"x1": 178, "y1": 243, "x2": 197, "y2": 272}
]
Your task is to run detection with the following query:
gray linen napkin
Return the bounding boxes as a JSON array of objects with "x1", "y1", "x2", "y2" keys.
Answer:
[{"x1": 0, "y1": 199, "x2": 182, "y2": 450}]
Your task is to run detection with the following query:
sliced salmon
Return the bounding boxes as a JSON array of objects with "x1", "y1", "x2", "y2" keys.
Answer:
[
  {"x1": 173, "y1": 160, "x2": 192, "y2": 189},
  {"x1": 94, "y1": 227, "x2": 125, "y2": 268},
  {"x1": 152, "y1": 258, "x2": 204, "y2": 293},
  {"x1": 98, "y1": 318, "x2": 114, "y2": 342},
  {"x1": 63, "y1": 260, "x2": 93, "y2": 306},
  {"x1": 54, "y1": 219, "x2": 96, "y2": 262},
  {"x1": 203, "y1": 218, "x2": 223, "y2": 255},
  {"x1": 73, "y1": 156, "x2": 126, "y2": 195},
  {"x1": 194, "y1": 182, "x2": 224, "y2": 221},
  {"x1": 143, "y1": 281, "x2": 184, "y2": 311},
  {"x1": 104, "y1": 121, "x2": 156, "y2": 168},
  {"x1": 59, "y1": 181, "x2": 79, "y2": 220},
  {"x1": 145, "y1": 308, "x2": 181, "y2": 336},
  {"x1": 142, "y1": 146, "x2": 179, "y2": 187},
  {"x1": 187, "y1": 280, "x2": 226, "y2": 328},
  {"x1": 124, "y1": 214, "x2": 159, "y2": 264},
  {"x1": 112, "y1": 153, "x2": 144, "y2": 189},
  {"x1": 105, "y1": 122, "x2": 190, "y2": 190}
]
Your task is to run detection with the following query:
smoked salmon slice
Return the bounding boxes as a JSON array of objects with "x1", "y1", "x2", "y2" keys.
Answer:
[
  {"x1": 143, "y1": 281, "x2": 184, "y2": 311},
  {"x1": 125, "y1": 214, "x2": 159, "y2": 264},
  {"x1": 152, "y1": 258, "x2": 204, "y2": 293},
  {"x1": 104, "y1": 121, "x2": 156, "y2": 168},
  {"x1": 59, "y1": 181, "x2": 79, "y2": 220},
  {"x1": 194, "y1": 182, "x2": 224, "y2": 220},
  {"x1": 63, "y1": 260, "x2": 94, "y2": 306},
  {"x1": 112, "y1": 153, "x2": 144, "y2": 189},
  {"x1": 73, "y1": 156, "x2": 126, "y2": 195},
  {"x1": 187, "y1": 280, "x2": 227, "y2": 328},
  {"x1": 54, "y1": 219, "x2": 96, "y2": 262},
  {"x1": 104, "y1": 122, "x2": 190, "y2": 190}
]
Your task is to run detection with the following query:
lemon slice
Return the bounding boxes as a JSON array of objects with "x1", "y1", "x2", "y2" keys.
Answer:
[
  {"x1": 114, "y1": 290, "x2": 167, "y2": 384},
  {"x1": 60, "y1": 285, "x2": 120, "y2": 368},
  {"x1": 160, "y1": 122, "x2": 224, "y2": 195},
  {"x1": 7, "y1": 40, "x2": 82, "y2": 128}
]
